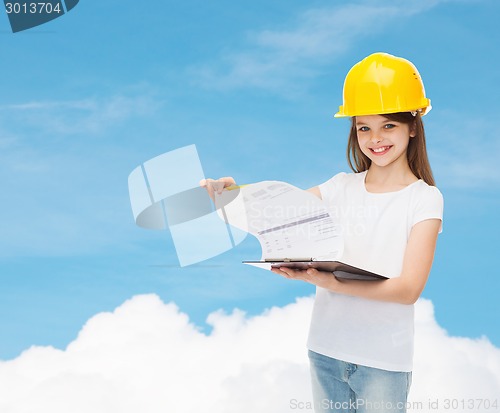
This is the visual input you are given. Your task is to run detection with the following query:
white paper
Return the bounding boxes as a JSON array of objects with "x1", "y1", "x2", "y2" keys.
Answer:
[{"x1": 215, "y1": 181, "x2": 343, "y2": 268}]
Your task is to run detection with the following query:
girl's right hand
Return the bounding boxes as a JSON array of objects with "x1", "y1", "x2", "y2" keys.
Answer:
[{"x1": 199, "y1": 177, "x2": 236, "y2": 201}]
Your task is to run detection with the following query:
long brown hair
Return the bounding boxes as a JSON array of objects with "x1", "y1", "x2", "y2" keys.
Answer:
[{"x1": 346, "y1": 112, "x2": 436, "y2": 186}]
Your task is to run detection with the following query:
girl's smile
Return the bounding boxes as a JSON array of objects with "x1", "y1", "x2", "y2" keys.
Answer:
[{"x1": 369, "y1": 145, "x2": 393, "y2": 155}]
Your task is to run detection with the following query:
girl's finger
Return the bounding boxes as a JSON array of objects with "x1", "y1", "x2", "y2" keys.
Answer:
[
  {"x1": 200, "y1": 178, "x2": 217, "y2": 200},
  {"x1": 306, "y1": 268, "x2": 317, "y2": 276}
]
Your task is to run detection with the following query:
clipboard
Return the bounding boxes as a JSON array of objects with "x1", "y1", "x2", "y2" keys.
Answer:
[{"x1": 243, "y1": 259, "x2": 388, "y2": 281}]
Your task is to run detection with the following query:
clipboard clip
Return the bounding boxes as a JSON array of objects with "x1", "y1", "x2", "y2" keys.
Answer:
[{"x1": 264, "y1": 258, "x2": 314, "y2": 262}]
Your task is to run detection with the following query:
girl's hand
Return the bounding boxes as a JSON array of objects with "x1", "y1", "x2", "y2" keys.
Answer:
[
  {"x1": 199, "y1": 177, "x2": 236, "y2": 201},
  {"x1": 271, "y1": 266, "x2": 339, "y2": 290}
]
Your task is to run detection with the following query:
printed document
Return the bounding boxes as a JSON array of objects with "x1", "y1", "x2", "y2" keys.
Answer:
[{"x1": 214, "y1": 181, "x2": 343, "y2": 268}]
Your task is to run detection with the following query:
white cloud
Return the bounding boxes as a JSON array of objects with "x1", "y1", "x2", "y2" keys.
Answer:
[
  {"x1": 190, "y1": 0, "x2": 448, "y2": 94},
  {"x1": 0, "y1": 294, "x2": 498, "y2": 413},
  {"x1": 412, "y1": 299, "x2": 500, "y2": 408}
]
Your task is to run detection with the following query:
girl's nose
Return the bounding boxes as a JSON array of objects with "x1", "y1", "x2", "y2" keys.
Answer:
[{"x1": 370, "y1": 133, "x2": 382, "y2": 143}]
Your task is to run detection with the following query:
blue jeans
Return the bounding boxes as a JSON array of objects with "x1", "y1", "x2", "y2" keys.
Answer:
[{"x1": 308, "y1": 350, "x2": 412, "y2": 413}]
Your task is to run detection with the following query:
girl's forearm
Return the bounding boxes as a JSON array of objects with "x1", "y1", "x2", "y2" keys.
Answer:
[{"x1": 327, "y1": 275, "x2": 420, "y2": 305}]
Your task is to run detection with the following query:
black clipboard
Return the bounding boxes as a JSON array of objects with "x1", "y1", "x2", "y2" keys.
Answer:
[{"x1": 243, "y1": 259, "x2": 388, "y2": 281}]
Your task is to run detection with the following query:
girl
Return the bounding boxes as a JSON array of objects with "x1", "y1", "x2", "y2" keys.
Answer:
[{"x1": 202, "y1": 52, "x2": 443, "y2": 412}]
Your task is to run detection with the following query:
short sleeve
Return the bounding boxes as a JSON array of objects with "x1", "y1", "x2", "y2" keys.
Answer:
[
  {"x1": 411, "y1": 185, "x2": 444, "y2": 233},
  {"x1": 318, "y1": 172, "x2": 347, "y2": 204}
]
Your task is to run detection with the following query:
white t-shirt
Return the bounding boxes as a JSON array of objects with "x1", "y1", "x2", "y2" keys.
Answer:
[{"x1": 307, "y1": 171, "x2": 444, "y2": 372}]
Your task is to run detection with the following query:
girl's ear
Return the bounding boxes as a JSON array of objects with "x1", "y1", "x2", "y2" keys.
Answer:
[{"x1": 410, "y1": 121, "x2": 417, "y2": 138}]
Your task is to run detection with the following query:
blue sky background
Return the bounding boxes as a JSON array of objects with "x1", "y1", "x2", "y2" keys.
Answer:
[{"x1": 0, "y1": 0, "x2": 499, "y2": 360}]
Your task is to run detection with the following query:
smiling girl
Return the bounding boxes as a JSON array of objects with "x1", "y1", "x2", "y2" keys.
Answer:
[{"x1": 275, "y1": 53, "x2": 443, "y2": 412}]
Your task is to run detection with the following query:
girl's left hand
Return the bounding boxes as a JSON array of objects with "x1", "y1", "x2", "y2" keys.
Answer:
[{"x1": 271, "y1": 266, "x2": 339, "y2": 290}]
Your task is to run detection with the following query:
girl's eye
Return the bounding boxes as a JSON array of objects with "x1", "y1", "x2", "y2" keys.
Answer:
[
  {"x1": 358, "y1": 126, "x2": 370, "y2": 132},
  {"x1": 384, "y1": 123, "x2": 396, "y2": 129}
]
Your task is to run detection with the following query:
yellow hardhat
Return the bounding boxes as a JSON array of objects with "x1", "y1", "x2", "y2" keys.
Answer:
[{"x1": 335, "y1": 52, "x2": 431, "y2": 117}]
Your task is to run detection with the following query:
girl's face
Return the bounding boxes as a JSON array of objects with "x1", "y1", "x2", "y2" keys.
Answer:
[{"x1": 355, "y1": 115, "x2": 415, "y2": 169}]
